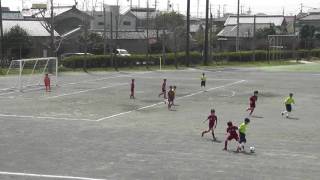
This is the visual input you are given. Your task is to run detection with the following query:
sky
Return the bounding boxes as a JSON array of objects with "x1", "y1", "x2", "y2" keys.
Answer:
[{"x1": 2, "y1": 0, "x2": 320, "y2": 17}]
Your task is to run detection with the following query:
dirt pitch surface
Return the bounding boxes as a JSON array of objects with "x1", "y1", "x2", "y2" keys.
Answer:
[{"x1": 0, "y1": 68, "x2": 319, "y2": 180}]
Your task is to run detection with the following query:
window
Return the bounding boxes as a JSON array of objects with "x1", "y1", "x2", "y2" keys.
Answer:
[
  {"x1": 98, "y1": 22, "x2": 104, "y2": 25},
  {"x1": 123, "y1": 21, "x2": 131, "y2": 26}
]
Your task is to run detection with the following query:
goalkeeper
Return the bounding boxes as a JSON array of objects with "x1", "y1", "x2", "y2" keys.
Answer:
[{"x1": 44, "y1": 74, "x2": 51, "y2": 92}]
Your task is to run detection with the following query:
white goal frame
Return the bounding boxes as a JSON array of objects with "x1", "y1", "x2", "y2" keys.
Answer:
[{"x1": 6, "y1": 57, "x2": 58, "y2": 91}]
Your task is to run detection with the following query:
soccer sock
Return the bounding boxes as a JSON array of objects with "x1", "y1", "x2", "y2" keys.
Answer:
[{"x1": 224, "y1": 141, "x2": 228, "y2": 149}]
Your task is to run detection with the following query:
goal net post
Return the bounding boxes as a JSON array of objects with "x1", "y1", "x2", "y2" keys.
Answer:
[{"x1": 6, "y1": 57, "x2": 58, "y2": 92}]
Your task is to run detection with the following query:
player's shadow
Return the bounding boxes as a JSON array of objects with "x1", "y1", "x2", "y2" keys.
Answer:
[
  {"x1": 250, "y1": 115, "x2": 264, "y2": 119},
  {"x1": 226, "y1": 150, "x2": 256, "y2": 156},
  {"x1": 204, "y1": 138, "x2": 222, "y2": 143},
  {"x1": 287, "y1": 117, "x2": 299, "y2": 120}
]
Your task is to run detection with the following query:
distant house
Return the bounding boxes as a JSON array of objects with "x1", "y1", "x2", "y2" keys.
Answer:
[
  {"x1": 3, "y1": 19, "x2": 59, "y2": 58},
  {"x1": 53, "y1": 6, "x2": 93, "y2": 35},
  {"x1": 217, "y1": 15, "x2": 287, "y2": 51},
  {"x1": 2, "y1": 11, "x2": 24, "y2": 20},
  {"x1": 298, "y1": 8, "x2": 320, "y2": 28},
  {"x1": 92, "y1": 29, "x2": 161, "y2": 53}
]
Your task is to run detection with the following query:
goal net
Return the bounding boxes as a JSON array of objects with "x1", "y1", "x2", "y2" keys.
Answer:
[{"x1": 5, "y1": 57, "x2": 58, "y2": 92}]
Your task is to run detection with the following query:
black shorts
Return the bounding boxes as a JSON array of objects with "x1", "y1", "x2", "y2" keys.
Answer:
[
  {"x1": 286, "y1": 104, "x2": 292, "y2": 112},
  {"x1": 239, "y1": 132, "x2": 246, "y2": 144},
  {"x1": 201, "y1": 81, "x2": 206, "y2": 87}
]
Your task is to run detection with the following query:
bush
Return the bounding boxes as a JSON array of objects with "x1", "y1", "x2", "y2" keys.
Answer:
[{"x1": 61, "y1": 49, "x2": 320, "y2": 69}]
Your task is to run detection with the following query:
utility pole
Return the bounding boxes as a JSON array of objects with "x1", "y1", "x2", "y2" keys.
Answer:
[
  {"x1": 204, "y1": 0, "x2": 209, "y2": 65},
  {"x1": 236, "y1": 0, "x2": 240, "y2": 52},
  {"x1": 186, "y1": 0, "x2": 190, "y2": 67},
  {"x1": 50, "y1": 0, "x2": 55, "y2": 57},
  {"x1": 210, "y1": 4, "x2": 213, "y2": 62},
  {"x1": 0, "y1": 0, "x2": 4, "y2": 67},
  {"x1": 103, "y1": 3, "x2": 107, "y2": 55},
  {"x1": 154, "y1": 0, "x2": 158, "y2": 10},
  {"x1": 252, "y1": 15, "x2": 256, "y2": 61},
  {"x1": 115, "y1": 0, "x2": 119, "y2": 46},
  {"x1": 146, "y1": 0, "x2": 150, "y2": 69}
]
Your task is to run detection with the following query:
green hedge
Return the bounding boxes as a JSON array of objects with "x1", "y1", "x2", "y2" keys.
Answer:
[{"x1": 61, "y1": 49, "x2": 320, "y2": 68}]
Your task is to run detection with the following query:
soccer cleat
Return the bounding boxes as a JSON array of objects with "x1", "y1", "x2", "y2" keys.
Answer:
[
  {"x1": 281, "y1": 112, "x2": 284, "y2": 116},
  {"x1": 223, "y1": 148, "x2": 227, "y2": 151}
]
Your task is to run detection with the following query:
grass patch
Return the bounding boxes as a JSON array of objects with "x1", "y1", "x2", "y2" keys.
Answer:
[
  {"x1": 259, "y1": 62, "x2": 320, "y2": 72},
  {"x1": 207, "y1": 60, "x2": 300, "y2": 67}
]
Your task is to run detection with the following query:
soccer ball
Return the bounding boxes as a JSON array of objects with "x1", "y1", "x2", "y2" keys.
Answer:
[{"x1": 249, "y1": 146, "x2": 255, "y2": 153}]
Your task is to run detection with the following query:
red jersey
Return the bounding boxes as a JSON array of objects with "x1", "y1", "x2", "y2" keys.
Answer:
[
  {"x1": 44, "y1": 77, "x2": 50, "y2": 86},
  {"x1": 227, "y1": 126, "x2": 238, "y2": 136},
  {"x1": 208, "y1": 114, "x2": 217, "y2": 128},
  {"x1": 250, "y1": 95, "x2": 257, "y2": 105},
  {"x1": 168, "y1": 90, "x2": 174, "y2": 100}
]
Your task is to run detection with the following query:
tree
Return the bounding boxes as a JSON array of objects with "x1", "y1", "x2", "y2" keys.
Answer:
[
  {"x1": 256, "y1": 25, "x2": 276, "y2": 39},
  {"x1": 299, "y1": 25, "x2": 316, "y2": 49},
  {"x1": 155, "y1": 12, "x2": 185, "y2": 68},
  {"x1": 3, "y1": 25, "x2": 32, "y2": 59}
]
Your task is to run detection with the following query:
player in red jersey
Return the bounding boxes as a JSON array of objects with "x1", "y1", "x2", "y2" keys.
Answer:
[
  {"x1": 130, "y1": 79, "x2": 135, "y2": 99},
  {"x1": 167, "y1": 86, "x2": 174, "y2": 110},
  {"x1": 201, "y1": 109, "x2": 217, "y2": 141},
  {"x1": 246, "y1": 91, "x2": 258, "y2": 116},
  {"x1": 223, "y1": 121, "x2": 240, "y2": 151},
  {"x1": 44, "y1": 74, "x2": 51, "y2": 92},
  {"x1": 158, "y1": 79, "x2": 167, "y2": 99}
]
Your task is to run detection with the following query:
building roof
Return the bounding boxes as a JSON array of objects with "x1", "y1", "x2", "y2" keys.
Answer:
[
  {"x1": 217, "y1": 24, "x2": 271, "y2": 38},
  {"x1": 3, "y1": 20, "x2": 59, "y2": 37},
  {"x1": 300, "y1": 14, "x2": 320, "y2": 21},
  {"x1": 308, "y1": 8, "x2": 320, "y2": 15},
  {"x1": 225, "y1": 15, "x2": 285, "y2": 26},
  {"x1": 93, "y1": 30, "x2": 162, "y2": 40},
  {"x1": 2, "y1": 11, "x2": 24, "y2": 19},
  {"x1": 127, "y1": 7, "x2": 158, "y2": 20}
]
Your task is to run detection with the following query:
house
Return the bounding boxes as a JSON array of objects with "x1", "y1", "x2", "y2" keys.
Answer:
[
  {"x1": 92, "y1": 29, "x2": 161, "y2": 53},
  {"x1": 298, "y1": 8, "x2": 320, "y2": 28},
  {"x1": 3, "y1": 19, "x2": 59, "y2": 58},
  {"x1": 217, "y1": 15, "x2": 287, "y2": 51},
  {"x1": 90, "y1": 5, "x2": 121, "y2": 31}
]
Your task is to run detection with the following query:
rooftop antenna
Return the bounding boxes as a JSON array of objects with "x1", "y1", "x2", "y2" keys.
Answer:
[
  {"x1": 197, "y1": 0, "x2": 200, "y2": 18},
  {"x1": 223, "y1": 4, "x2": 227, "y2": 16}
]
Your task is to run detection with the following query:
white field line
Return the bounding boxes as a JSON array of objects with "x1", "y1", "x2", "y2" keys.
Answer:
[
  {"x1": 132, "y1": 76, "x2": 241, "y2": 81},
  {"x1": 0, "y1": 171, "x2": 106, "y2": 180},
  {"x1": 96, "y1": 80, "x2": 246, "y2": 121},
  {"x1": 0, "y1": 113, "x2": 95, "y2": 122},
  {"x1": 45, "y1": 83, "x2": 127, "y2": 99},
  {"x1": 0, "y1": 71, "x2": 150, "y2": 96}
]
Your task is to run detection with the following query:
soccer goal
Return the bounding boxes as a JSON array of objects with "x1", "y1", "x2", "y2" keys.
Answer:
[{"x1": 6, "y1": 57, "x2": 58, "y2": 92}]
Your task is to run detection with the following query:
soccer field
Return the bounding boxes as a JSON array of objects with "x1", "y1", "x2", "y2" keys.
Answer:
[{"x1": 0, "y1": 68, "x2": 319, "y2": 180}]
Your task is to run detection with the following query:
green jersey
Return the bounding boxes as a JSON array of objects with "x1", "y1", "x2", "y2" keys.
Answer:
[
  {"x1": 239, "y1": 122, "x2": 248, "y2": 134},
  {"x1": 201, "y1": 75, "x2": 206, "y2": 81},
  {"x1": 284, "y1": 97, "x2": 295, "y2": 105}
]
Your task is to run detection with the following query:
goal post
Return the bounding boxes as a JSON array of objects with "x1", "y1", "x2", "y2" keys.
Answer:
[{"x1": 6, "y1": 57, "x2": 58, "y2": 92}]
